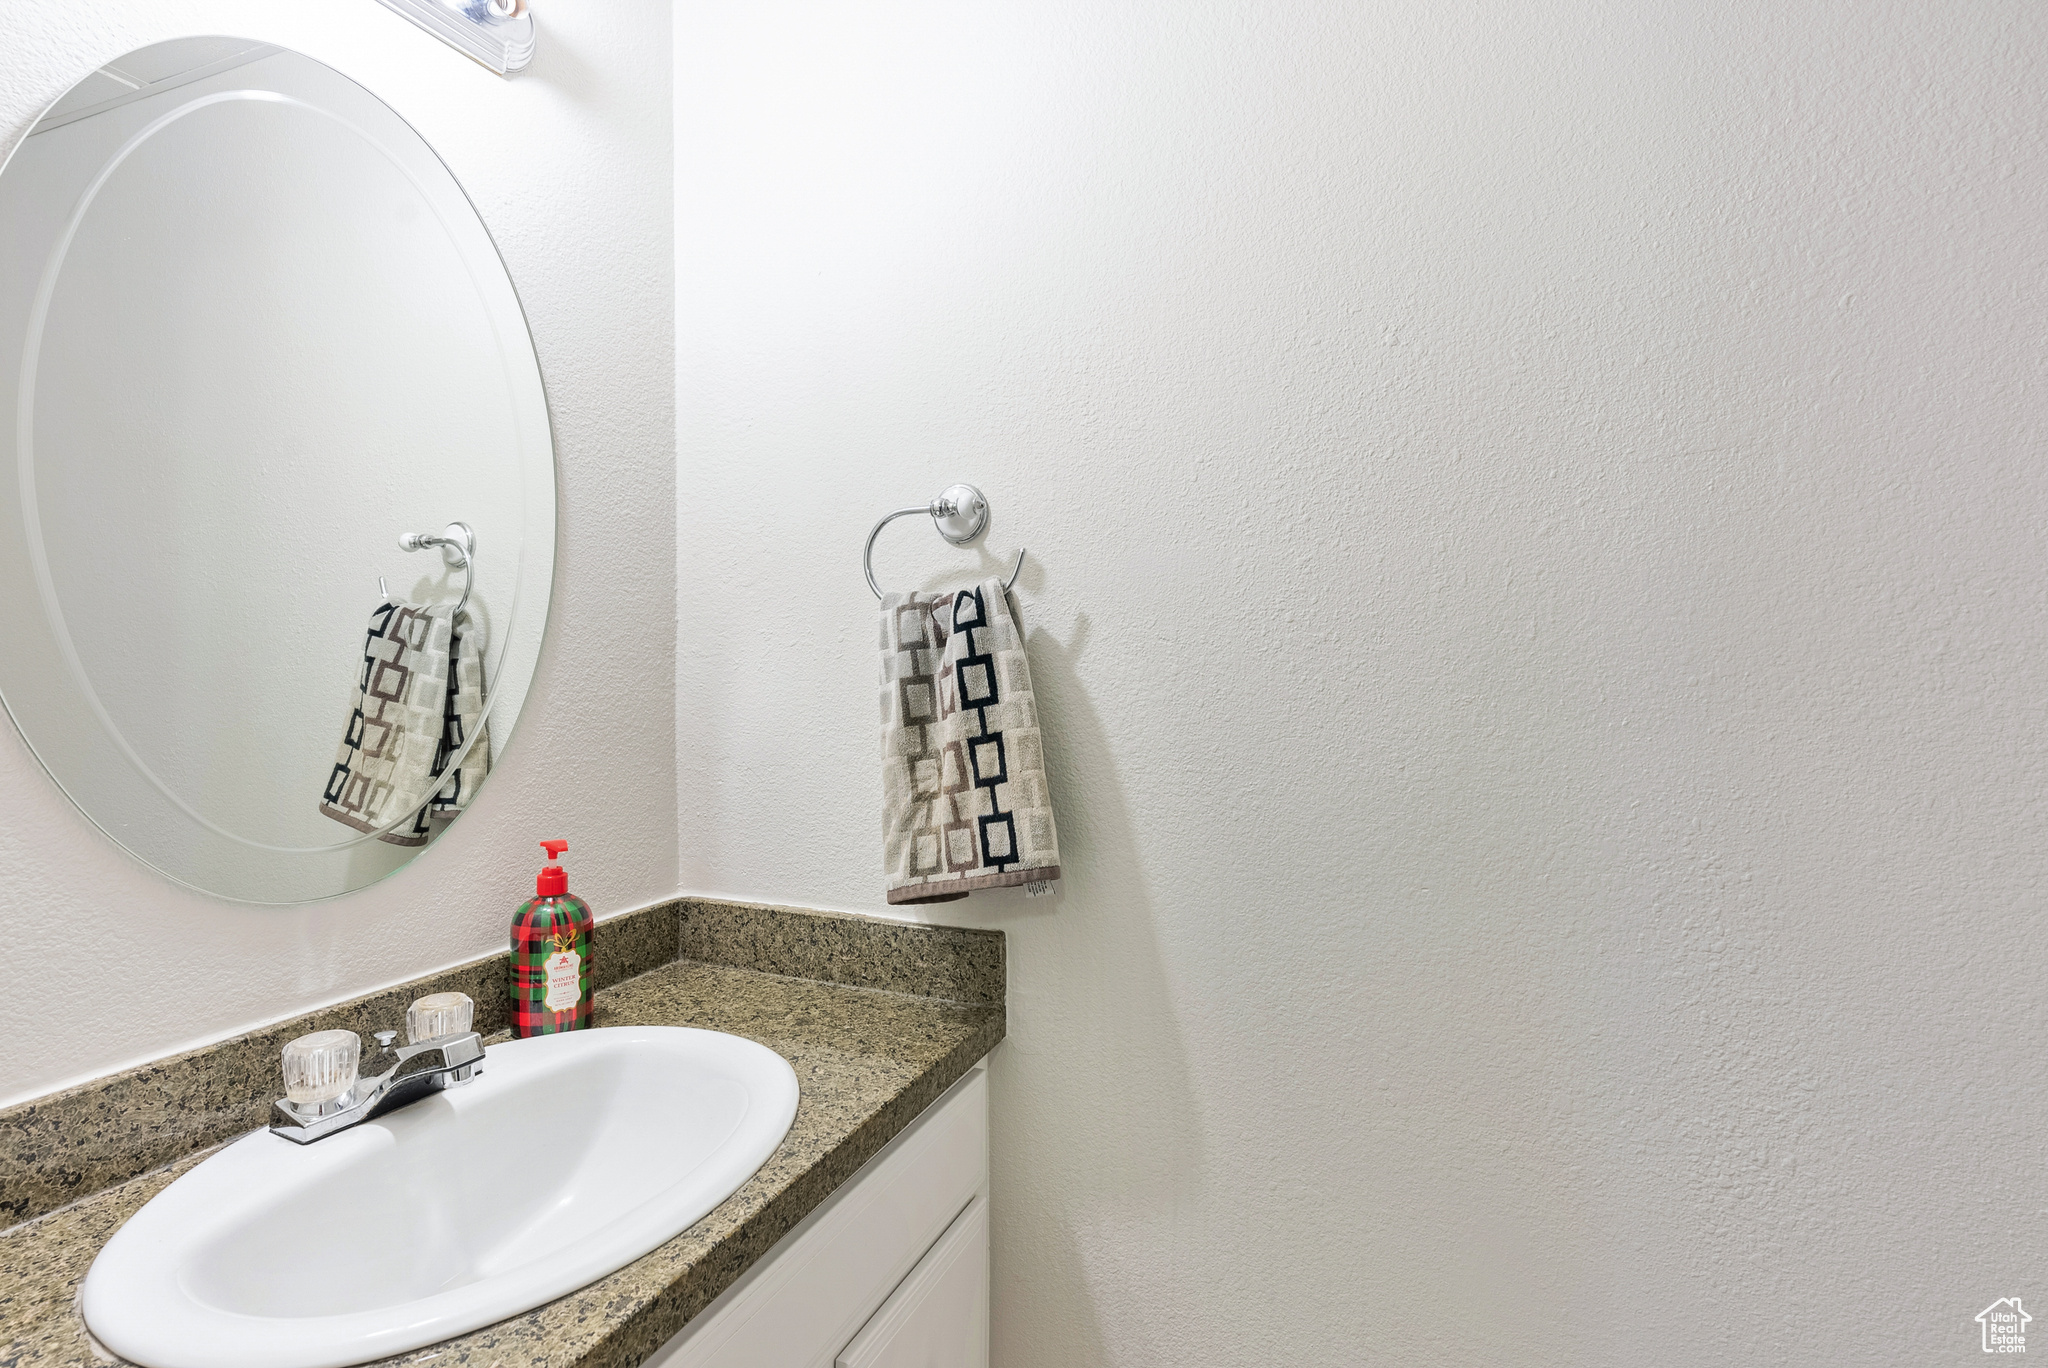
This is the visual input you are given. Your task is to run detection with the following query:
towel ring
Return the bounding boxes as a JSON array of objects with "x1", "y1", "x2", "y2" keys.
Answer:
[
  {"x1": 864, "y1": 484, "x2": 1026, "y2": 600},
  {"x1": 396, "y1": 521, "x2": 476, "y2": 620}
]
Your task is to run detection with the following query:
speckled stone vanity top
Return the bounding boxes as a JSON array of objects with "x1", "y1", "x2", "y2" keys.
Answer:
[{"x1": 0, "y1": 899, "x2": 1004, "y2": 1368}]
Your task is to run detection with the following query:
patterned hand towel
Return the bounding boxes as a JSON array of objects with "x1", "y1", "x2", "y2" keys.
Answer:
[
  {"x1": 319, "y1": 601, "x2": 486, "y2": 847},
  {"x1": 881, "y1": 578, "x2": 1060, "y2": 903},
  {"x1": 425, "y1": 613, "x2": 490, "y2": 831}
]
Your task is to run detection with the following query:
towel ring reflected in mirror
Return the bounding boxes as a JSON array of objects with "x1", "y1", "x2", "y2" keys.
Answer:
[
  {"x1": 385, "y1": 521, "x2": 476, "y2": 621},
  {"x1": 863, "y1": 483, "x2": 1026, "y2": 599}
]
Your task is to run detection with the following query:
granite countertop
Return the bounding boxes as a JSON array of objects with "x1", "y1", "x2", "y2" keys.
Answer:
[{"x1": 0, "y1": 900, "x2": 1004, "y2": 1368}]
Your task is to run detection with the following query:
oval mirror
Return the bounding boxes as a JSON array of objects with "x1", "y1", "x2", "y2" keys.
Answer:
[{"x1": 0, "y1": 39, "x2": 554, "y2": 903}]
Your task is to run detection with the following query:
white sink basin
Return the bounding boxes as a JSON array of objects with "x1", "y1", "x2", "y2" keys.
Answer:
[{"x1": 81, "y1": 1026, "x2": 799, "y2": 1368}]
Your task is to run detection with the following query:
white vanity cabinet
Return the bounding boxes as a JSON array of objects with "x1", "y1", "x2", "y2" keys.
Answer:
[{"x1": 649, "y1": 1064, "x2": 989, "y2": 1368}]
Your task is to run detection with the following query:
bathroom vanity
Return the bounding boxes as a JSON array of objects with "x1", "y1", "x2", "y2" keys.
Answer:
[{"x1": 0, "y1": 900, "x2": 1004, "y2": 1368}]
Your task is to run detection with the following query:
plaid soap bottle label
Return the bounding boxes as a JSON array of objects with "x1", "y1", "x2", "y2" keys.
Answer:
[
  {"x1": 511, "y1": 840, "x2": 593, "y2": 1037},
  {"x1": 542, "y1": 930, "x2": 582, "y2": 1013}
]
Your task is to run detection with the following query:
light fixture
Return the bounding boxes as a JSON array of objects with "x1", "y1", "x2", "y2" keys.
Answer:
[{"x1": 373, "y1": 0, "x2": 535, "y2": 76}]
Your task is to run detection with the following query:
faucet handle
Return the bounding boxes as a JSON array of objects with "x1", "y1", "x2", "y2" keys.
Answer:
[
  {"x1": 406, "y1": 992, "x2": 475, "y2": 1044},
  {"x1": 372, "y1": 1030, "x2": 399, "y2": 1049},
  {"x1": 281, "y1": 1030, "x2": 360, "y2": 1108}
]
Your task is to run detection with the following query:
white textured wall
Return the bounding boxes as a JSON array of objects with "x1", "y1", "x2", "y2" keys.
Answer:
[
  {"x1": 677, "y1": 2, "x2": 2048, "y2": 1363},
  {"x1": 0, "y1": 1, "x2": 675, "y2": 1104}
]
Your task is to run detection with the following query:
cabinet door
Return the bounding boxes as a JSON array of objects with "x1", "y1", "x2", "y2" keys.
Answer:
[
  {"x1": 836, "y1": 1195, "x2": 989, "y2": 1368},
  {"x1": 649, "y1": 1066, "x2": 987, "y2": 1368}
]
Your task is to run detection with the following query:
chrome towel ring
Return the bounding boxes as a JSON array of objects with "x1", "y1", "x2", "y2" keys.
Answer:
[
  {"x1": 394, "y1": 521, "x2": 476, "y2": 620},
  {"x1": 863, "y1": 484, "x2": 1025, "y2": 600}
]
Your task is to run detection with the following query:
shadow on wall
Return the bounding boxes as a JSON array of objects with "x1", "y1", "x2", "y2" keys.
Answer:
[{"x1": 944, "y1": 600, "x2": 1207, "y2": 1365}]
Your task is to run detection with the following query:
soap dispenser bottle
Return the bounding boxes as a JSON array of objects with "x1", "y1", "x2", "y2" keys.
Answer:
[{"x1": 511, "y1": 840, "x2": 593, "y2": 1037}]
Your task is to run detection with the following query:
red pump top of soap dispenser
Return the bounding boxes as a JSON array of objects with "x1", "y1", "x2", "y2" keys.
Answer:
[{"x1": 537, "y1": 840, "x2": 569, "y2": 896}]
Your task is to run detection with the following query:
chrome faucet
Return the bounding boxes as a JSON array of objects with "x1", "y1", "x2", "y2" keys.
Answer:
[{"x1": 270, "y1": 993, "x2": 485, "y2": 1144}]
